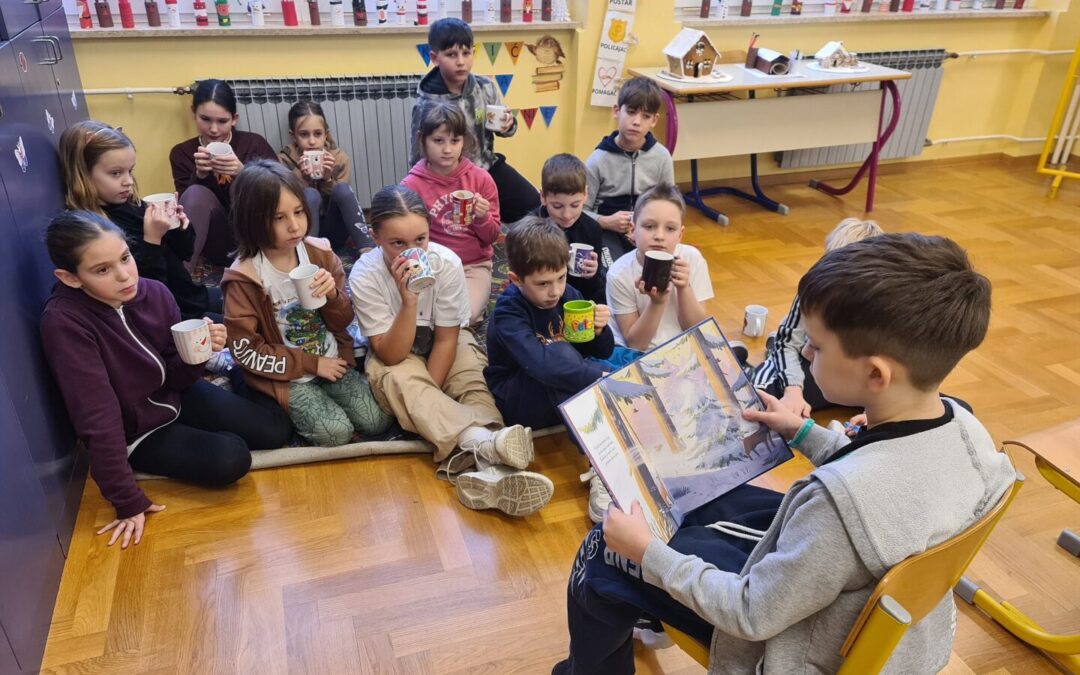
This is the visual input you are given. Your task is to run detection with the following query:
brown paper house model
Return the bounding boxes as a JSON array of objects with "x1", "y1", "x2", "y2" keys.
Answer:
[
  {"x1": 815, "y1": 41, "x2": 860, "y2": 69},
  {"x1": 663, "y1": 28, "x2": 719, "y2": 79}
]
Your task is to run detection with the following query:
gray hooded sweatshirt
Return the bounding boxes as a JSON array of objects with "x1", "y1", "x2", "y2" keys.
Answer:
[
  {"x1": 641, "y1": 399, "x2": 1015, "y2": 674},
  {"x1": 412, "y1": 67, "x2": 516, "y2": 170}
]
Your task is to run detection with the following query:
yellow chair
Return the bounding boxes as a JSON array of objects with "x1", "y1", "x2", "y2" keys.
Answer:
[
  {"x1": 955, "y1": 421, "x2": 1080, "y2": 674},
  {"x1": 663, "y1": 476, "x2": 1023, "y2": 673}
]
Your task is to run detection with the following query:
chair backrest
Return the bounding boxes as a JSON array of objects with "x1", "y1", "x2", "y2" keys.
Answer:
[{"x1": 840, "y1": 475, "x2": 1024, "y2": 657}]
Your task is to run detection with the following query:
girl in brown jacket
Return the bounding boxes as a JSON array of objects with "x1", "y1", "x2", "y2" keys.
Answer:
[
  {"x1": 221, "y1": 160, "x2": 391, "y2": 446},
  {"x1": 278, "y1": 101, "x2": 375, "y2": 252}
]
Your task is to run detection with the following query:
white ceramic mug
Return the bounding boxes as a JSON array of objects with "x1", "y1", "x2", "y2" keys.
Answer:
[
  {"x1": 303, "y1": 150, "x2": 325, "y2": 180},
  {"x1": 400, "y1": 247, "x2": 444, "y2": 292},
  {"x1": 205, "y1": 141, "x2": 233, "y2": 157},
  {"x1": 143, "y1": 192, "x2": 181, "y2": 229},
  {"x1": 289, "y1": 263, "x2": 328, "y2": 310},
  {"x1": 568, "y1": 243, "x2": 594, "y2": 277},
  {"x1": 485, "y1": 104, "x2": 511, "y2": 132},
  {"x1": 743, "y1": 304, "x2": 768, "y2": 337},
  {"x1": 171, "y1": 319, "x2": 213, "y2": 365}
]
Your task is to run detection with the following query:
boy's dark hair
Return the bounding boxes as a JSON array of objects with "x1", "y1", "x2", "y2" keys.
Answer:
[
  {"x1": 412, "y1": 100, "x2": 477, "y2": 164},
  {"x1": 507, "y1": 216, "x2": 570, "y2": 279},
  {"x1": 46, "y1": 210, "x2": 126, "y2": 273},
  {"x1": 798, "y1": 233, "x2": 991, "y2": 391},
  {"x1": 230, "y1": 159, "x2": 313, "y2": 261},
  {"x1": 428, "y1": 17, "x2": 473, "y2": 51},
  {"x1": 632, "y1": 182, "x2": 685, "y2": 224},
  {"x1": 617, "y1": 76, "x2": 663, "y2": 115},
  {"x1": 541, "y1": 153, "x2": 587, "y2": 196}
]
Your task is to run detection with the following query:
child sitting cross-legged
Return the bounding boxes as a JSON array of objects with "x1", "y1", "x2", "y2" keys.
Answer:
[
  {"x1": 349, "y1": 185, "x2": 553, "y2": 517},
  {"x1": 555, "y1": 232, "x2": 1015, "y2": 674}
]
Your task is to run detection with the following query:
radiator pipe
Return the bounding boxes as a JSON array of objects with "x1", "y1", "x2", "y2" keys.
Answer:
[
  {"x1": 82, "y1": 86, "x2": 192, "y2": 99},
  {"x1": 948, "y1": 49, "x2": 1073, "y2": 58},
  {"x1": 926, "y1": 134, "x2": 1050, "y2": 145}
]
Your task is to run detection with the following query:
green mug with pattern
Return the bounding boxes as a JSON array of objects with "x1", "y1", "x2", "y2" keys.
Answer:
[{"x1": 564, "y1": 300, "x2": 596, "y2": 343}]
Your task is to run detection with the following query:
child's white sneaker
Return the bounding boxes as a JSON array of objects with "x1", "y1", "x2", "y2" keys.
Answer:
[
  {"x1": 454, "y1": 465, "x2": 554, "y2": 517},
  {"x1": 633, "y1": 626, "x2": 675, "y2": 650},
  {"x1": 458, "y1": 425, "x2": 534, "y2": 470},
  {"x1": 581, "y1": 469, "x2": 612, "y2": 524}
]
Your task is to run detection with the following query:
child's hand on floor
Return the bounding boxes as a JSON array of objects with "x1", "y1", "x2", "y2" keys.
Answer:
[
  {"x1": 97, "y1": 503, "x2": 165, "y2": 550},
  {"x1": 317, "y1": 356, "x2": 349, "y2": 382},
  {"x1": 603, "y1": 501, "x2": 654, "y2": 564},
  {"x1": 594, "y1": 303, "x2": 611, "y2": 333},
  {"x1": 669, "y1": 256, "x2": 690, "y2": 290},
  {"x1": 143, "y1": 203, "x2": 173, "y2": 246},
  {"x1": 308, "y1": 267, "x2": 338, "y2": 300},
  {"x1": 781, "y1": 386, "x2": 811, "y2": 419},
  {"x1": 636, "y1": 278, "x2": 671, "y2": 305},
  {"x1": 473, "y1": 194, "x2": 491, "y2": 220},
  {"x1": 205, "y1": 318, "x2": 227, "y2": 352},
  {"x1": 599, "y1": 211, "x2": 632, "y2": 234},
  {"x1": 580, "y1": 252, "x2": 599, "y2": 278},
  {"x1": 743, "y1": 390, "x2": 806, "y2": 440}
]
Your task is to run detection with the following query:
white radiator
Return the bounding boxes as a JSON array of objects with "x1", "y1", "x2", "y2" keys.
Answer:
[
  {"x1": 226, "y1": 75, "x2": 422, "y2": 206},
  {"x1": 779, "y1": 49, "x2": 948, "y2": 169}
]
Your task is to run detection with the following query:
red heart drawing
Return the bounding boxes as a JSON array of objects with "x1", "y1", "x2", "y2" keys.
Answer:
[{"x1": 598, "y1": 66, "x2": 617, "y2": 87}]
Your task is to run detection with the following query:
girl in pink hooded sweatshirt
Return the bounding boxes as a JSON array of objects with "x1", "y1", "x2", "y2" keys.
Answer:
[{"x1": 402, "y1": 100, "x2": 500, "y2": 325}]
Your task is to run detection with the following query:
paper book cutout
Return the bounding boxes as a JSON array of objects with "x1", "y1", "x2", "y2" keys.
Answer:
[
  {"x1": 559, "y1": 318, "x2": 792, "y2": 541},
  {"x1": 539, "y1": 105, "x2": 557, "y2": 127}
]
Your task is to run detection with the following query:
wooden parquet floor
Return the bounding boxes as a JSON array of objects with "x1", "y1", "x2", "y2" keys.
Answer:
[{"x1": 42, "y1": 157, "x2": 1080, "y2": 675}]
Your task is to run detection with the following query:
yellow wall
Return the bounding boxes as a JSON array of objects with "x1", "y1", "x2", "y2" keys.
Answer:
[{"x1": 75, "y1": 2, "x2": 1077, "y2": 195}]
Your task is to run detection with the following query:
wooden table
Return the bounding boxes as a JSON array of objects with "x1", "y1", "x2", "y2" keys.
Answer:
[{"x1": 629, "y1": 62, "x2": 912, "y2": 225}]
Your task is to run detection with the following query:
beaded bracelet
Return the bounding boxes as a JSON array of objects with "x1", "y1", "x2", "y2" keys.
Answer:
[{"x1": 790, "y1": 418, "x2": 815, "y2": 448}]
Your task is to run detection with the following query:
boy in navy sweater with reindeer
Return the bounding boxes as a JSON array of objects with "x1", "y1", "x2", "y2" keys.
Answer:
[{"x1": 484, "y1": 217, "x2": 615, "y2": 430}]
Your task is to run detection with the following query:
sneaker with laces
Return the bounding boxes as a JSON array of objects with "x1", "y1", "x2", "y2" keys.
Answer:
[
  {"x1": 454, "y1": 465, "x2": 554, "y2": 516},
  {"x1": 458, "y1": 425, "x2": 534, "y2": 470},
  {"x1": 580, "y1": 469, "x2": 612, "y2": 523},
  {"x1": 728, "y1": 340, "x2": 750, "y2": 366}
]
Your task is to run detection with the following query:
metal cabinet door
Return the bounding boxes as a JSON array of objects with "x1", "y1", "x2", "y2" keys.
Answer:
[
  {"x1": 41, "y1": 5, "x2": 88, "y2": 129},
  {"x1": 0, "y1": 1, "x2": 42, "y2": 42},
  {"x1": 0, "y1": 38, "x2": 82, "y2": 555}
]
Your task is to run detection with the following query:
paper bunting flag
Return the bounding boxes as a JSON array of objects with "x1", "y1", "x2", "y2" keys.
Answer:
[
  {"x1": 483, "y1": 41, "x2": 502, "y2": 65},
  {"x1": 495, "y1": 74, "x2": 514, "y2": 97},
  {"x1": 505, "y1": 41, "x2": 524, "y2": 65},
  {"x1": 539, "y1": 105, "x2": 557, "y2": 128},
  {"x1": 416, "y1": 44, "x2": 432, "y2": 67},
  {"x1": 510, "y1": 108, "x2": 520, "y2": 120},
  {"x1": 521, "y1": 107, "x2": 538, "y2": 129}
]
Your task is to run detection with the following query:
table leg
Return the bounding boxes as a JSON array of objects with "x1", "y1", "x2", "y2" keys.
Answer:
[
  {"x1": 809, "y1": 80, "x2": 902, "y2": 212},
  {"x1": 1058, "y1": 529, "x2": 1080, "y2": 557}
]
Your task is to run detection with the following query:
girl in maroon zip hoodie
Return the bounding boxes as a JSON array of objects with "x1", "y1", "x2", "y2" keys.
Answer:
[{"x1": 40, "y1": 211, "x2": 292, "y2": 549}]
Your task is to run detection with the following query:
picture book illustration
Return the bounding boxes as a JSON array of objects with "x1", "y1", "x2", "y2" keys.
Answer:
[{"x1": 559, "y1": 318, "x2": 792, "y2": 540}]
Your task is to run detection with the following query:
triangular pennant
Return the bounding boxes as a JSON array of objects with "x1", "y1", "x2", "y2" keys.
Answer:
[
  {"x1": 539, "y1": 105, "x2": 557, "y2": 128},
  {"x1": 505, "y1": 41, "x2": 524, "y2": 65},
  {"x1": 510, "y1": 108, "x2": 520, "y2": 120},
  {"x1": 483, "y1": 41, "x2": 501, "y2": 65},
  {"x1": 495, "y1": 74, "x2": 514, "y2": 97},
  {"x1": 416, "y1": 43, "x2": 432, "y2": 67},
  {"x1": 521, "y1": 107, "x2": 538, "y2": 129}
]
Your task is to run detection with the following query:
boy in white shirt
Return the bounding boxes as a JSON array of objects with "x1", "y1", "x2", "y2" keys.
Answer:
[{"x1": 606, "y1": 183, "x2": 714, "y2": 351}]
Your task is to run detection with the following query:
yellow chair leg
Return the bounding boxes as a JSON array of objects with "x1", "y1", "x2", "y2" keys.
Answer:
[
  {"x1": 965, "y1": 586, "x2": 1080, "y2": 670},
  {"x1": 661, "y1": 622, "x2": 710, "y2": 668},
  {"x1": 837, "y1": 596, "x2": 911, "y2": 675}
]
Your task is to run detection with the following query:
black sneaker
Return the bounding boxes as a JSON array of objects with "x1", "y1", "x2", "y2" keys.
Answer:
[
  {"x1": 765, "y1": 331, "x2": 778, "y2": 354},
  {"x1": 728, "y1": 340, "x2": 750, "y2": 366}
]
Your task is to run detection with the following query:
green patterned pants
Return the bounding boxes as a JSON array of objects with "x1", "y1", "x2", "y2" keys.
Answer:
[{"x1": 288, "y1": 369, "x2": 393, "y2": 447}]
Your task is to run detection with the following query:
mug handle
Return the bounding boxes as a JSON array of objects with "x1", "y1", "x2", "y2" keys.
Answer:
[{"x1": 427, "y1": 250, "x2": 444, "y2": 274}]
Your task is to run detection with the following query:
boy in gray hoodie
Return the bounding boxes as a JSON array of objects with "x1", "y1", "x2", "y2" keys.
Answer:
[
  {"x1": 584, "y1": 77, "x2": 675, "y2": 262},
  {"x1": 555, "y1": 232, "x2": 1015, "y2": 674},
  {"x1": 411, "y1": 18, "x2": 540, "y2": 223}
]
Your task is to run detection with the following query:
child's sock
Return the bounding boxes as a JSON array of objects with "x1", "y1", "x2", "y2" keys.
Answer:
[{"x1": 457, "y1": 425, "x2": 535, "y2": 470}]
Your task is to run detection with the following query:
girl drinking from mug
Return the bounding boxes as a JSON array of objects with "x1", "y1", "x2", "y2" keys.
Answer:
[
  {"x1": 278, "y1": 101, "x2": 375, "y2": 252},
  {"x1": 221, "y1": 160, "x2": 391, "y2": 447},
  {"x1": 401, "y1": 100, "x2": 500, "y2": 325},
  {"x1": 170, "y1": 79, "x2": 277, "y2": 267},
  {"x1": 40, "y1": 211, "x2": 292, "y2": 548},
  {"x1": 60, "y1": 120, "x2": 221, "y2": 322},
  {"x1": 348, "y1": 185, "x2": 552, "y2": 517}
]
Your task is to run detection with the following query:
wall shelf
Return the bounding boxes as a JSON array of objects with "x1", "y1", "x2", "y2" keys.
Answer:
[{"x1": 683, "y1": 8, "x2": 1051, "y2": 25}]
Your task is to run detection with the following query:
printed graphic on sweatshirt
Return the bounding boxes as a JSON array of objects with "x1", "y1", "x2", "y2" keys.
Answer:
[
  {"x1": 535, "y1": 318, "x2": 568, "y2": 346},
  {"x1": 232, "y1": 337, "x2": 288, "y2": 374},
  {"x1": 281, "y1": 301, "x2": 332, "y2": 357}
]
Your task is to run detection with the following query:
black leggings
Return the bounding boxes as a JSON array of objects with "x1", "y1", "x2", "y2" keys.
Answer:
[
  {"x1": 304, "y1": 184, "x2": 375, "y2": 250},
  {"x1": 128, "y1": 379, "x2": 293, "y2": 485},
  {"x1": 488, "y1": 153, "x2": 540, "y2": 224}
]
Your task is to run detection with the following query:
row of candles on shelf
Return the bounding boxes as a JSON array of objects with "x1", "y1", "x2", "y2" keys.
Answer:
[{"x1": 77, "y1": 0, "x2": 568, "y2": 29}]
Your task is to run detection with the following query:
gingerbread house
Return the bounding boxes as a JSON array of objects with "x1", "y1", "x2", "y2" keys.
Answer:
[
  {"x1": 663, "y1": 28, "x2": 719, "y2": 79},
  {"x1": 815, "y1": 41, "x2": 859, "y2": 69}
]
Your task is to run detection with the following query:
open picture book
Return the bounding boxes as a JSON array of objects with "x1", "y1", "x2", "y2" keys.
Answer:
[{"x1": 559, "y1": 318, "x2": 793, "y2": 541}]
